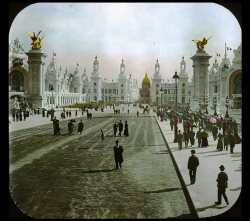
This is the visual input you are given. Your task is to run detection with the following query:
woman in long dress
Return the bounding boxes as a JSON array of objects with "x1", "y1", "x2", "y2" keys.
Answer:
[
  {"x1": 216, "y1": 132, "x2": 224, "y2": 151},
  {"x1": 123, "y1": 120, "x2": 129, "y2": 137},
  {"x1": 201, "y1": 130, "x2": 209, "y2": 147}
]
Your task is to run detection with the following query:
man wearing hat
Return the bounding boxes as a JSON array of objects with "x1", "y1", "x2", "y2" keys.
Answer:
[
  {"x1": 187, "y1": 150, "x2": 199, "y2": 184},
  {"x1": 114, "y1": 140, "x2": 124, "y2": 170},
  {"x1": 177, "y1": 130, "x2": 184, "y2": 150},
  {"x1": 183, "y1": 129, "x2": 189, "y2": 148},
  {"x1": 228, "y1": 130, "x2": 235, "y2": 154},
  {"x1": 118, "y1": 120, "x2": 123, "y2": 136},
  {"x1": 215, "y1": 165, "x2": 229, "y2": 205}
]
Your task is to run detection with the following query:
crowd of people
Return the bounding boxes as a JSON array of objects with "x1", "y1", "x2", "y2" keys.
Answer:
[{"x1": 155, "y1": 106, "x2": 242, "y2": 154}]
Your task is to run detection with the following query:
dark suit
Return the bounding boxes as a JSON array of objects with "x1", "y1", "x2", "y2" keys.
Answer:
[
  {"x1": 118, "y1": 122, "x2": 123, "y2": 136},
  {"x1": 187, "y1": 154, "x2": 199, "y2": 184},
  {"x1": 228, "y1": 134, "x2": 235, "y2": 153},
  {"x1": 114, "y1": 145, "x2": 123, "y2": 169},
  {"x1": 216, "y1": 171, "x2": 229, "y2": 204},
  {"x1": 113, "y1": 124, "x2": 118, "y2": 136}
]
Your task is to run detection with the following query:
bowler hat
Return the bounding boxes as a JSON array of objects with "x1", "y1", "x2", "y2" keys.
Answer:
[
  {"x1": 178, "y1": 130, "x2": 181, "y2": 132},
  {"x1": 219, "y1": 165, "x2": 225, "y2": 169},
  {"x1": 116, "y1": 140, "x2": 119, "y2": 144},
  {"x1": 190, "y1": 150, "x2": 196, "y2": 154}
]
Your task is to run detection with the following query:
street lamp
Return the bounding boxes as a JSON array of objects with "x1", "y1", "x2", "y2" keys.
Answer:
[
  {"x1": 213, "y1": 97, "x2": 218, "y2": 116},
  {"x1": 156, "y1": 91, "x2": 158, "y2": 113},
  {"x1": 225, "y1": 96, "x2": 230, "y2": 118},
  {"x1": 50, "y1": 85, "x2": 54, "y2": 121},
  {"x1": 173, "y1": 71, "x2": 179, "y2": 143},
  {"x1": 160, "y1": 87, "x2": 163, "y2": 121}
]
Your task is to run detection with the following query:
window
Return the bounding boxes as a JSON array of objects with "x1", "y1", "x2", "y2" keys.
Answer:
[
  {"x1": 94, "y1": 88, "x2": 97, "y2": 93},
  {"x1": 88, "y1": 89, "x2": 91, "y2": 94},
  {"x1": 74, "y1": 87, "x2": 77, "y2": 93},
  {"x1": 105, "y1": 89, "x2": 107, "y2": 94},
  {"x1": 82, "y1": 88, "x2": 85, "y2": 93},
  {"x1": 182, "y1": 97, "x2": 185, "y2": 104},
  {"x1": 188, "y1": 91, "x2": 191, "y2": 95},
  {"x1": 109, "y1": 89, "x2": 112, "y2": 94},
  {"x1": 121, "y1": 89, "x2": 124, "y2": 94},
  {"x1": 102, "y1": 88, "x2": 104, "y2": 94},
  {"x1": 113, "y1": 89, "x2": 116, "y2": 94},
  {"x1": 182, "y1": 89, "x2": 185, "y2": 94},
  {"x1": 164, "y1": 89, "x2": 168, "y2": 94},
  {"x1": 214, "y1": 85, "x2": 218, "y2": 93},
  {"x1": 168, "y1": 89, "x2": 171, "y2": 94}
]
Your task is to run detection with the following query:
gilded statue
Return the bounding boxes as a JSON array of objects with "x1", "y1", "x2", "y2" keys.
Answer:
[
  {"x1": 28, "y1": 30, "x2": 45, "y2": 50},
  {"x1": 192, "y1": 36, "x2": 212, "y2": 52}
]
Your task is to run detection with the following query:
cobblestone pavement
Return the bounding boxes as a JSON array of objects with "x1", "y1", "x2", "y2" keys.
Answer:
[{"x1": 9, "y1": 112, "x2": 196, "y2": 219}]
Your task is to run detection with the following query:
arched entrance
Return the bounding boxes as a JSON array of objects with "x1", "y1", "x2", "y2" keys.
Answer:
[
  {"x1": 9, "y1": 66, "x2": 28, "y2": 92},
  {"x1": 229, "y1": 69, "x2": 242, "y2": 109}
]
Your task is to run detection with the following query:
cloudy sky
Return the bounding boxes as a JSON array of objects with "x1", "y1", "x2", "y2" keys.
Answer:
[{"x1": 9, "y1": 3, "x2": 241, "y2": 84}]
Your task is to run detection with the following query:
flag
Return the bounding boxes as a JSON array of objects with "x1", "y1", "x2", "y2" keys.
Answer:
[
  {"x1": 216, "y1": 53, "x2": 221, "y2": 57},
  {"x1": 163, "y1": 79, "x2": 164, "y2": 81},
  {"x1": 77, "y1": 63, "x2": 79, "y2": 66},
  {"x1": 167, "y1": 79, "x2": 169, "y2": 82},
  {"x1": 112, "y1": 79, "x2": 114, "y2": 81},
  {"x1": 53, "y1": 52, "x2": 56, "y2": 56},
  {"x1": 227, "y1": 47, "x2": 232, "y2": 51},
  {"x1": 104, "y1": 78, "x2": 107, "y2": 81},
  {"x1": 171, "y1": 78, "x2": 173, "y2": 81}
]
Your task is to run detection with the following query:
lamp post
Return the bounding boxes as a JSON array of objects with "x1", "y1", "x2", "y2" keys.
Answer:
[
  {"x1": 225, "y1": 96, "x2": 230, "y2": 118},
  {"x1": 213, "y1": 97, "x2": 218, "y2": 116},
  {"x1": 173, "y1": 71, "x2": 179, "y2": 143},
  {"x1": 50, "y1": 85, "x2": 54, "y2": 121},
  {"x1": 156, "y1": 91, "x2": 158, "y2": 113},
  {"x1": 160, "y1": 87, "x2": 163, "y2": 121}
]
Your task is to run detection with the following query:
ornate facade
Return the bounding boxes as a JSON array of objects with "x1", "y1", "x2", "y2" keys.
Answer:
[{"x1": 9, "y1": 38, "x2": 140, "y2": 109}]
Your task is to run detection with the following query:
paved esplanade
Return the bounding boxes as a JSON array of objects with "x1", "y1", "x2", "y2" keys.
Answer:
[{"x1": 9, "y1": 106, "x2": 196, "y2": 219}]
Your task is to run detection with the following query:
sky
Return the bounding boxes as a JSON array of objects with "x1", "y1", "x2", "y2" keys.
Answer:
[{"x1": 9, "y1": 3, "x2": 241, "y2": 85}]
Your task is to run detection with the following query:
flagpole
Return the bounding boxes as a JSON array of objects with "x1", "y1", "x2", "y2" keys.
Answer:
[{"x1": 225, "y1": 42, "x2": 227, "y2": 59}]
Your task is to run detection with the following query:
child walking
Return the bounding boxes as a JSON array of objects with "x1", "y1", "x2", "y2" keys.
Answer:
[{"x1": 101, "y1": 130, "x2": 105, "y2": 142}]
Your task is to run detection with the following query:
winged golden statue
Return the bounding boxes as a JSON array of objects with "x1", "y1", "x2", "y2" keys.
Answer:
[
  {"x1": 28, "y1": 30, "x2": 44, "y2": 50},
  {"x1": 192, "y1": 36, "x2": 212, "y2": 52}
]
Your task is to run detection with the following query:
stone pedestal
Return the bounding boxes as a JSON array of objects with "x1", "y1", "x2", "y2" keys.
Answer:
[
  {"x1": 190, "y1": 51, "x2": 212, "y2": 108},
  {"x1": 25, "y1": 50, "x2": 48, "y2": 109}
]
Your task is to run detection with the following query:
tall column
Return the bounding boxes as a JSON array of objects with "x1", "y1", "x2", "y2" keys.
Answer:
[
  {"x1": 25, "y1": 50, "x2": 48, "y2": 108},
  {"x1": 190, "y1": 51, "x2": 212, "y2": 109}
]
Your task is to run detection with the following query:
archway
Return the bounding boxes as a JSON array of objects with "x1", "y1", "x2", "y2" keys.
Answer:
[
  {"x1": 9, "y1": 66, "x2": 28, "y2": 92},
  {"x1": 229, "y1": 69, "x2": 242, "y2": 109}
]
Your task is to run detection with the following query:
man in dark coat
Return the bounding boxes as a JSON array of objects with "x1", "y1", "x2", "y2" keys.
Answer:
[
  {"x1": 196, "y1": 128, "x2": 202, "y2": 148},
  {"x1": 187, "y1": 149, "x2": 199, "y2": 184},
  {"x1": 69, "y1": 110, "x2": 71, "y2": 117},
  {"x1": 118, "y1": 120, "x2": 123, "y2": 136},
  {"x1": 212, "y1": 124, "x2": 218, "y2": 141},
  {"x1": 215, "y1": 165, "x2": 229, "y2": 205},
  {"x1": 223, "y1": 130, "x2": 229, "y2": 150},
  {"x1": 75, "y1": 109, "x2": 77, "y2": 117},
  {"x1": 68, "y1": 120, "x2": 73, "y2": 135},
  {"x1": 114, "y1": 140, "x2": 124, "y2": 170},
  {"x1": 113, "y1": 122, "x2": 118, "y2": 137},
  {"x1": 55, "y1": 120, "x2": 61, "y2": 135},
  {"x1": 15, "y1": 112, "x2": 19, "y2": 122},
  {"x1": 53, "y1": 117, "x2": 57, "y2": 135},
  {"x1": 66, "y1": 110, "x2": 69, "y2": 117},
  {"x1": 183, "y1": 129, "x2": 189, "y2": 147},
  {"x1": 77, "y1": 120, "x2": 84, "y2": 135},
  {"x1": 177, "y1": 130, "x2": 183, "y2": 150},
  {"x1": 12, "y1": 112, "x2": 15, "y2": 122},
  {"x1": 170, "y1": 118, "x2": 174, "y2": 130},
  {"x1": 228, "y1": 130, "x2": 235, "y2": 153}
]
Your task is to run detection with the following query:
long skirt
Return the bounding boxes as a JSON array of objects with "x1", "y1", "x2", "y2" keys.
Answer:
[
  {"x1": 202, "y1": 137, "x2": 209, "y2": 147},
  {"x1": 217, "y1": 140, "x2": 223, "y2": 151},
  {"x1": 234, "y1": 131, "x2": 242, "y2": 144}
]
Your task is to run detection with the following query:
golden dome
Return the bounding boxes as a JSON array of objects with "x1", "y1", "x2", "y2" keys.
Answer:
[{"x1": 142, "y1": 71, "x2": 150, "y2": 83}]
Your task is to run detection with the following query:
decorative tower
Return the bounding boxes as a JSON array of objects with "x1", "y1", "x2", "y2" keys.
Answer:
[
  {"x1": 25, "y1": 44, "x2": 48, "y2": 108},
  {"x1": 178, "y1": 56, "x2": 189, "y2": 104},
  {"x1": 190, "y1": 44, "x2": 212, "y2": 109},
  {"x1": 118, "y1": 59, "x2": 127, "y2": 102},
  {"x1": 151, "y1": 59, "x2": 162, "y2": 103},
  {"x1": 90, "y1": 56, "x2": 102, "y2": 102}
]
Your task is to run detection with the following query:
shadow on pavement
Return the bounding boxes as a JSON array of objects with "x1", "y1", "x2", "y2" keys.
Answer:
[
  {"x1": 229, "y1": 187, "x2": 241, "y2": 191},
  {"x1": 151, "y1": 150, "x2": 169, "y2": 154},
  {"x1": 82, "y1": 169, "x2": 116, "y2": 173},
  {"x1": 196, "y1": 204, "x2": 227, "y2": 212},
  {"x1": 144, "y1": 187, "x2": 182, "y2": 194},
  {"x1": 203, "y1": 153, "x2": 229, "y2": 157},
  {"x1": 166, "y1": 213, "x2": 196, "y2": 219}
]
